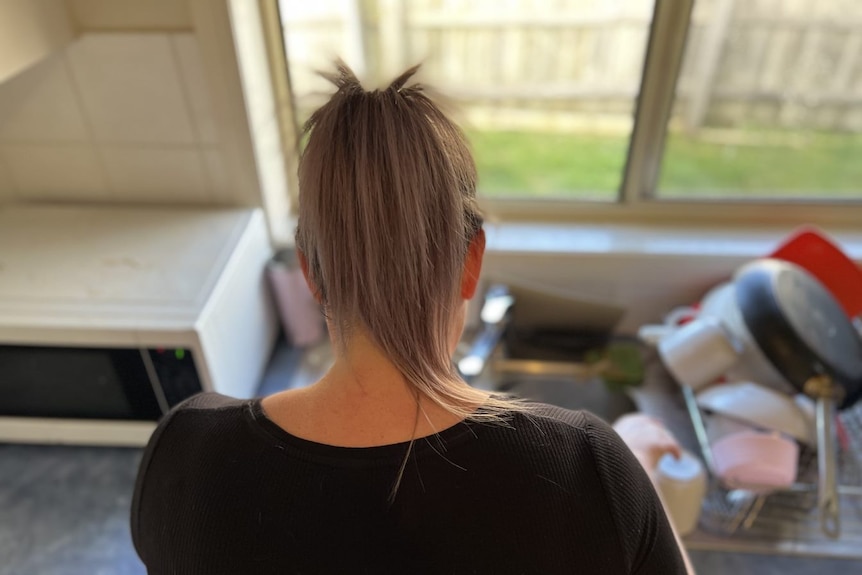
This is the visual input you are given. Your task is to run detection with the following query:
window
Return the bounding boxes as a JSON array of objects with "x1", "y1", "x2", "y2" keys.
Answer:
[
  {"x1": 279, "y1": 0, "x2": 655, "y2": 201},
  {"x1": 275, "y1": 0, "x2": 862, "y2": 212},
  {"x1": 659, "y1": 0, "x2": 862, "y2": 200}
]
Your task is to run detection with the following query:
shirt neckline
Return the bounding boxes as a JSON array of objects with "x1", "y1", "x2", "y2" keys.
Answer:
[{"x1": 246, "y1": 398, "x2": 481, "y2": 465}]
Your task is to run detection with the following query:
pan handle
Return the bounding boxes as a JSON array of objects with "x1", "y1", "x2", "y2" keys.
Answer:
[{"x1": 817, "y1": 395, "x2": 841, "y2": 539}]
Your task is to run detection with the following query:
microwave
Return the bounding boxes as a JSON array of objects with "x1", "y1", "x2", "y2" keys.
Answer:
[{"x1": 0, "y1": 204, "x2": 278, "y2": 446}]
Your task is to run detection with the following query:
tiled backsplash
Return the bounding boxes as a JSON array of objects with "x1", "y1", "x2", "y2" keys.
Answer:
[{"x1": 0, "y1": 32, "x2": 229, "y2": 204}]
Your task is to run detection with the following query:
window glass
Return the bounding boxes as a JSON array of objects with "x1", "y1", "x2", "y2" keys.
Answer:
[
  {"x1": 659, "y1": 0, "x2": 862, "y2": 199},
  {"x1": 280, "y1": 0, "x2": 656, "y2": 200}
]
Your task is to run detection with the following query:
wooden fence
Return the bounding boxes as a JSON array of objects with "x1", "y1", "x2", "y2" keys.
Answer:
[{"x1": 281, "y1": 0, "x2": 862, "y2": 133}]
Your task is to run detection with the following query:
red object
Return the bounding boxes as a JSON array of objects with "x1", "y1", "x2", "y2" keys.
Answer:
[
  {"x1": 836, "y1": 417, "x2": 850, "y2": 452},
  {"x1": 770, "y1": 226, "x2": 862, "y2": 319},
  {"x1": 671, "y1": 303, "x2": 701, "y2": 327}
]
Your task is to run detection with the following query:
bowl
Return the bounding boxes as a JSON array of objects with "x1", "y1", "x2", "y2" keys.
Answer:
[
  {"x1": 711, "y1": 430, "x2": 799, "y2": 493},
  {"x1": 696, "y1": 381, "x2": 815, "y2": 446}
]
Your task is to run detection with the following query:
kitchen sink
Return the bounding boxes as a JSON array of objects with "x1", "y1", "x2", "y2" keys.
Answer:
[
  {"x1": 471, "y1": 359, "x2": 637, "y2": 423},
  {"x1": 454, "y1": 284, "x2": 637, "y2": 423}
]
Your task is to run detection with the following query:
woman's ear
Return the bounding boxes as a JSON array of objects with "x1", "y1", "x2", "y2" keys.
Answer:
[
  {"x1": 461, "y1": 229, "x2": 486, "y2": 300},
  {"x1": 298, "y1": 249, "x2": 324, "y2": 305}
]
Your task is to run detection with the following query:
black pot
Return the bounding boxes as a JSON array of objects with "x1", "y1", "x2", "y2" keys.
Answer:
[{"x1": 734, "y1": 259, "x2": 862, "y2": 538}]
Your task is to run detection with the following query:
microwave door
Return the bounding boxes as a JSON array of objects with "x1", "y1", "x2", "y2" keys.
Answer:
[{"x1": 0, "y1": 346, "x2": 163, "y2": 421}]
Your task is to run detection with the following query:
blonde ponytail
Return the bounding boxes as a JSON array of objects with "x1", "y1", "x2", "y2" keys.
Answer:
[{"x1": 296, "y1": 62, "x2": 519, "y2": 422}]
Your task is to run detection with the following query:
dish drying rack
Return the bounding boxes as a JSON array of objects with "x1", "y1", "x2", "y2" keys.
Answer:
[{"x1": 683, "y1": 386, "x2": 862, "y2": 548}]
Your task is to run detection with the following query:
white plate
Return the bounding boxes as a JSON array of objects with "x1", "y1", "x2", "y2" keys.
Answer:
[{"x1": 696, "y1": 381, "x2": 816, "y2": 446}]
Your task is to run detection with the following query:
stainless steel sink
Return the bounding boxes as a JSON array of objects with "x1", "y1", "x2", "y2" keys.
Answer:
[
  {"x1": 479, "y1": 360, "x2": 636, "y2": 422},
  {"x1": 455, "y1": 285, "x2": 636, "y2": 422}
]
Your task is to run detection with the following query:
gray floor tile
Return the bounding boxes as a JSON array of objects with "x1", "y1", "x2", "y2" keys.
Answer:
[{"x1": 0, "y1": 445, "x2": 144, "y2": 575}]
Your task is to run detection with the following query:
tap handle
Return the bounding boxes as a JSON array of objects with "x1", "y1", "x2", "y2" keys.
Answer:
[{"x1": 480, "y1": 285, "x2": 514, "y2": 325}]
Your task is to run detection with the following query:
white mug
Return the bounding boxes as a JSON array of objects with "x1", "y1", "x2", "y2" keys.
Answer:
[
  {"x1": 658, "y1": 316, "x2": 742, "y2": 391},
  {"x1": 656, "y1": 450, "x2": 707, "y2": 536}
]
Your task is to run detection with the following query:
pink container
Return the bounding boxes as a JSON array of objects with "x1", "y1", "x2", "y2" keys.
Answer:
[
  {"x1": 267, "y1": 250, "x2": 325, "y2": 348},
  {"x1": 711, "y1": 430, "x2": 799, "y2": 493}
]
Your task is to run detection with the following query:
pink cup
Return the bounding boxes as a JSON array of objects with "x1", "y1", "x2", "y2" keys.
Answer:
[{"x1": 711, "y1": 430, "x2": 798, "y2": 493}]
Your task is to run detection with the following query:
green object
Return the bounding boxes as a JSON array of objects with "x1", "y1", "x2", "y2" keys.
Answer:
[
  {"x1": 175, "y1": 349, "x2": 186, "y2": 361},
  {"x1": 584, "y1": 341, "x2": 644, "y2": 392}
]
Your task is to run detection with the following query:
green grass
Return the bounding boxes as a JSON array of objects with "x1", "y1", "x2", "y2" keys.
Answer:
[
  {"x1": 468, "y1": 129, "x2": 862, "y2": 200},
  {"x1": 469, "y1": 131, "x2": 628, "y2": 200}
]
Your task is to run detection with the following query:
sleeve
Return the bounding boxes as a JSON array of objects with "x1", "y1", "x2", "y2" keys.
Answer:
[
  {"x1": 581, "y1": 412, "x2": 687, "y2": 575},
  {"x1": 129, "y1": 392, "x2": 227, "y2": 565},
  {"x1": 129, "y1": 397, "x2": 183, "y2": 565}
]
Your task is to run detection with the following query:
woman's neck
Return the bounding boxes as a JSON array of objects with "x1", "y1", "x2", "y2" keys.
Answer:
[
  {"x1": 319, "y1": 331, "x2": 415, "y2": 402},
  {"x1": 261, "y1": 331, "x2": 467, "y2": 447}
]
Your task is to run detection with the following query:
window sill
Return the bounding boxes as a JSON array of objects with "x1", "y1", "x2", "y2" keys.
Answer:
[
  {"x1": 485, "y1": 221, "x2": 862, "y2": 260},
  {"x1": 480, "y1": 221, "x2": 862, "y2": 334},
  {"x1": 479, "y1": 197, "x2": 862, "y2": 228}
]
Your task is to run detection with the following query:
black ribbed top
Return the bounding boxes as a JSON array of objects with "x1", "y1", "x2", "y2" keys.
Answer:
[{"x1": 131, "y1": 393, "x2": 685, "y2": 574}]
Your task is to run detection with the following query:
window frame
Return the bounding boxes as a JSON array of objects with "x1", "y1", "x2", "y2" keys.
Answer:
[{"x1": 268, "y1": 0, "x2": 862, "y2": 228}]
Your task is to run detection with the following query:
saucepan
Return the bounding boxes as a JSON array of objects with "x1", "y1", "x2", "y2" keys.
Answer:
[{"x1": 733, "y1": 259, "x2": 862, "y2": 538}]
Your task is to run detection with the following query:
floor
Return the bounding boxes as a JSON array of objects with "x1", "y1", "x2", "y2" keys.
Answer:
[{"x1": 2, "y1": 340, "x2": 861, "y2": 574}]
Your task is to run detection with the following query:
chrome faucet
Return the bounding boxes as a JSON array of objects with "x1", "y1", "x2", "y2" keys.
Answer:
[{"x1": 457, "y1": 285, "x2": 514, "y2": 382}]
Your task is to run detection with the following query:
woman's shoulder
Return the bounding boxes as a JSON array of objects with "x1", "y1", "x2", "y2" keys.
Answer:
[
  {"x1": 131, "y1": 393, "x2": 250, "y2": 555},
  {"x1": 505, "y1": 402, "x2": 621, "y2": 448},
  {"x1": 487, "y1": 403, "x2": 648, "y2": 490},
  {"x1": 517, "y1": 402, "x2": 602, "y2": 425},
  {"x1": 134, "y1": 393, "x2": 253, "y2": 492},
  {"x1": 170, "y1": 391, "x2": 249, "y2": 414},
  {"x1": 145, "y1": 392, "x2": 251, "y2": 452},
  {"x1": 471, "y1": 402, "x2": 630, "y2": 478},
  {"x1": 136, "y1": 393, "x2": 250, "y2": 475}
]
